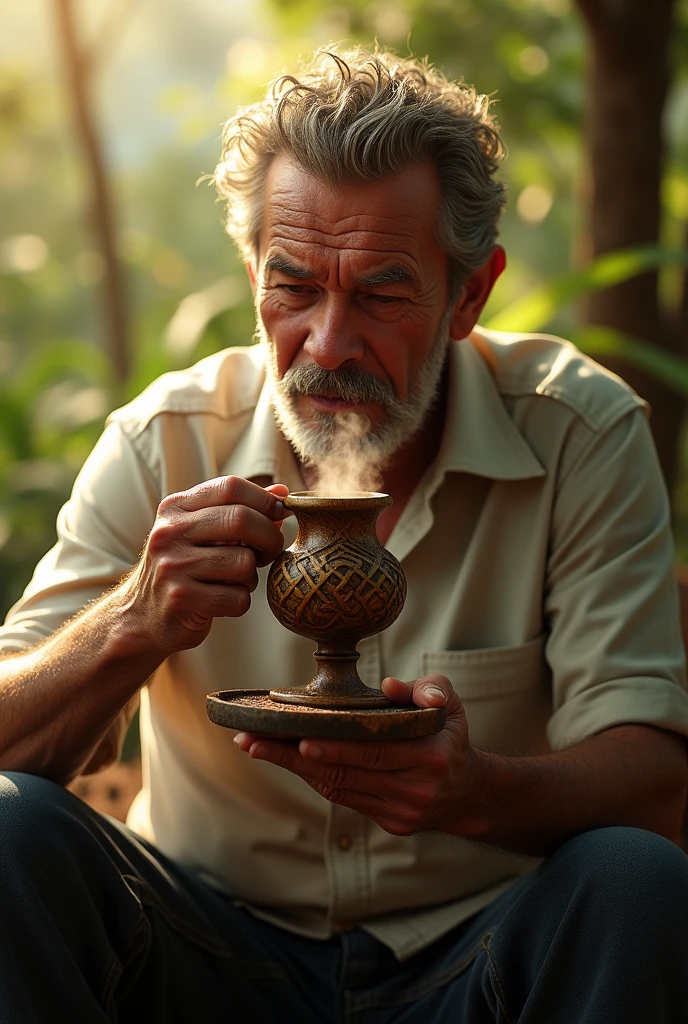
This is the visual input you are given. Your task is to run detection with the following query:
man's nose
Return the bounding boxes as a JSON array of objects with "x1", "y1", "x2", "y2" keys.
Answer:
[{"x1": 302, "y1": 294, "x2": 364, "y2": 369}]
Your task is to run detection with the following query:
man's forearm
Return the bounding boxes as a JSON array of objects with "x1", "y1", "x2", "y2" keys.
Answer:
[
  {"x1": 459, "y1": 724, "x2": 688, "y2": 855},
  {"x1": 0, "y1": 479, "x2": 287, "y2": 785},
  {"x1": 0, "y1": 585, "x2": 164, "y2": 785}
]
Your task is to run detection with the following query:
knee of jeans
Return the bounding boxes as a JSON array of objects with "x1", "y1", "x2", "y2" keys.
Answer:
[
  {"x1": 0, "y1": 771, "x2": 81, "y2": 865},
  {"x1": 548, "y1": 826, "x2": 688, "y2": 912}
]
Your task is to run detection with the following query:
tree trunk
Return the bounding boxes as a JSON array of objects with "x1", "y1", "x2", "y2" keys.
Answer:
[
  {"x1": 576, "y1": 0, "x2": 684, "y2": 493},
  {"x1": 53, "y1": 0, "x2": 131, "y2": 386}
]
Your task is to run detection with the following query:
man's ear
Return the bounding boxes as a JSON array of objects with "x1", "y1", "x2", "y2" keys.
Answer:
[
  {"x1": 247, "y1": 262, "x2": 258, "y2": 295},
  {"x1": 449, "y1": 245, "x2": 506, "y2": 339}
]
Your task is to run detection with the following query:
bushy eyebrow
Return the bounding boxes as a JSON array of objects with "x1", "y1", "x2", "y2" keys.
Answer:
[
  {"x1": 354, "y1": 265, "x2": 416, "y2": 287},
  {"x1": 263, "y1": 254, "x2": 417, "y2": 288},
  {"x1": 263, "y1": 254, "x2": 313, "y2": 280}
]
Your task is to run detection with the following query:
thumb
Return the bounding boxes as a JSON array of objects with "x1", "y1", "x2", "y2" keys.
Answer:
[
  {"x1": 409, "y1": 673, "x2": 453, "y2": 709},
  {"x1": 265, "y1": 483, "x2": 290, "y2": 524},
  {"x1": 383, "y1": 673, "x2": 461, "y2": 714}
]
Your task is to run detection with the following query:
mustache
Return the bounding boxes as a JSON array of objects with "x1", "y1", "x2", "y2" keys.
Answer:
[{"x1": 278, "y1": 364, "x2": 396, "y2": 406}]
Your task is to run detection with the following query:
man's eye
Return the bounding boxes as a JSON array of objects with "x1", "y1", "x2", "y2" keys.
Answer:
[
  {"x1": 370, "y1": 294, "x2": 399, "y2": 304},
  {"x1": 281, "y1": 285, "x2": 308, "y2": 295}
]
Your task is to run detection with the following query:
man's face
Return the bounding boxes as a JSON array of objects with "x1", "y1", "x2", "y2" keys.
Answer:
[{"x1": 253, "y1": 154, "x2": 462, "y2": 465}]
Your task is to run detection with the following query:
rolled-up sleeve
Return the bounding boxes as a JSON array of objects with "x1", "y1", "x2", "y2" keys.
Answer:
[{"x1": 545, "y1": 407, "x2": 688, "y2": 749}]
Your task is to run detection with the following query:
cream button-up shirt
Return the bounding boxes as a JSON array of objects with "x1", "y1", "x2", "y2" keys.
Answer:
[{"x1": 2, "y1": 328, "x2": 688, "y2": 960}]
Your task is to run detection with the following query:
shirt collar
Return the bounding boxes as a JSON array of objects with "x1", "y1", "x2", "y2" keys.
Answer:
[{"x1": 438, "y1": 332, "x2": 546, "y2": 481}]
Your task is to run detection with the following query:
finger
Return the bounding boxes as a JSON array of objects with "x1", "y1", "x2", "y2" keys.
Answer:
[
  {"x1": 380, "y1": 676, "x2": 414, "y2": 706},
  {"x1": 166, "y1": 476, "x2": 286, "y2": 522},
  {"x1": 172, "y1": 581, "x2": 253, "y2": 620},
  {"x1": 234, "y1": 733, "x2": 414, "y2": 795},
  {"x1": 234, "y1": 733, "x2": 363, "y2": 787},
  {"x1": 297, "y1": 734, "x2": 445, "y2": 772},
  {"x1": 234, "y1": 734, "x2": 424, "y2": 815},
  {"x1": 179, "y1": 506, "x2": 284, "y2": 564},
  {"x1": 188, "y1": 547, "x2": 259, "y2": 591}
]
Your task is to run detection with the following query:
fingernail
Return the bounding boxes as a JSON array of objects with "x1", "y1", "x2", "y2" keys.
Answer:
[
  {"x1": 273, "y1": 501, "x2": 284, "y2": 520},
  {"x1": 233, "y1": 732, "x2": 247, "y2": 746},
  {"x1": 302, "y1": 742, "x2": 323, "y2": 758},
  {"x1": 424, "y1": 686, "x2": 446, "y2": 703}
]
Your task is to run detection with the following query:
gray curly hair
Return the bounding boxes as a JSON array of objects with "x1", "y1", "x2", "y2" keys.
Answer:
[{"x1": 214, "y1": 46, "x2": 506, "y2": 293}]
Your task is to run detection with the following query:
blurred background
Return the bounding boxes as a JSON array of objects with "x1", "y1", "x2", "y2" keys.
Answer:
[{"x1": 1, "y1": 0, "x2": 688, "y2": 628}]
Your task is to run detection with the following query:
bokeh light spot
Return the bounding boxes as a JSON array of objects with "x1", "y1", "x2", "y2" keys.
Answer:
[
  {"x1": 516, "y1": 184, "x2": 554, "y2": 223},
  {"x1": 226, "y1": 38, "x2": 271, "y2": 79},
  {"x1": 364, "y1": 2, "x2": 412, "y2": 44},
  {"x1": 1, "y1": 233, "x2": 48, "y2": 273},
  {"x1": 518, "y1": 46, "x2": 550, "y2": 76}
]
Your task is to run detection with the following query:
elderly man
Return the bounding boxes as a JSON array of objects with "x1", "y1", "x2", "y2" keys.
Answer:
[{"x1": 1, "y1": 45, "x2": 688, "y2": 1023}]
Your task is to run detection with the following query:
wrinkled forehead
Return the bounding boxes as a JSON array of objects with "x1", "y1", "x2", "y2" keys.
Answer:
[{"x1": 259, "y1": 153, "x2": 443, "y2": 269}]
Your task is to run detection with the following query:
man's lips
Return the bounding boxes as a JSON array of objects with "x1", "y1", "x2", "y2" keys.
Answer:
[{"x1": 305, "y1": 393, "x2": 367, "y2": 410}]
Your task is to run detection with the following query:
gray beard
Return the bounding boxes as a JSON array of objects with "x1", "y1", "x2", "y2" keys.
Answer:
[{"x1": 259, "y1": 312, "x2": 452, "y2": 470}]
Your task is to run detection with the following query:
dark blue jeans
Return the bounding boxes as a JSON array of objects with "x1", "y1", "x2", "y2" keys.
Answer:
[{"x1": 1, "y1": 771, "x2": 687, "y2": 1023}]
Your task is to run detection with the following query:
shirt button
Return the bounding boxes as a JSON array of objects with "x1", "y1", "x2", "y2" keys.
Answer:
[{"x1": 337, "y1": 834, "x2": 353, "y2": 851}]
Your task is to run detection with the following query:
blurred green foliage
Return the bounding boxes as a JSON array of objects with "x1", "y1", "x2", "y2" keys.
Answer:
[
  {"x1": 1, "y1": 0, "x2": 688, "y2": 618},
  {"x1": 0, "y1": 54, "x2": 255, "y2": 616}
]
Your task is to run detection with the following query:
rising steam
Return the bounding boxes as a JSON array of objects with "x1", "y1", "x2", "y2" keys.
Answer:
[{"x1": 306, "y1": 412, "x2": 383, "y2": 496}]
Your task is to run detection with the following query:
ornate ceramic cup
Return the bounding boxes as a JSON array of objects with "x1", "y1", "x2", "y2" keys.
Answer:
[{"x1": 266, "y1": 492, "x2": 407, "y2": 708}]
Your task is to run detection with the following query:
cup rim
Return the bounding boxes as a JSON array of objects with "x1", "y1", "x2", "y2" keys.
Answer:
[{"x1": 284, "y1": 491, "x2": 392, "y2": 510}]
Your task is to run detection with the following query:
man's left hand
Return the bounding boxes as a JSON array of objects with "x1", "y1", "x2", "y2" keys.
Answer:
[{"x1": 233, "y1": 675, "x2": 478, "y2": 836}]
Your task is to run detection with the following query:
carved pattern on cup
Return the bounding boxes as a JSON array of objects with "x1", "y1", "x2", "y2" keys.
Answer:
[{"x1": 267, "y1": 533, "x2": 406, "y2": 638}]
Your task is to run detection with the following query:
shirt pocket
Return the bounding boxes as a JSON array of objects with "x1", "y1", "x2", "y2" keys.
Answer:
[{"x1": 421, "y1": 635, "x2": 552, "y2": 754}]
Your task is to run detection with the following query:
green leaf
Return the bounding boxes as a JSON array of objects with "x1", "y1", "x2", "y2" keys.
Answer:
[
  {"x1": 14, "y1": 340, "x2": 114, "y2": 406},
  {"x1": 485, "y1": 246, "x2": 688, "y2": 333},
  {"x1": 572, "y1": 325, "x2": 688, "y2": 400}
]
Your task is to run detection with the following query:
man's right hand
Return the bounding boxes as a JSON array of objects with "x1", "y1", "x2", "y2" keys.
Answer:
[{"x1": 122, "y1": 476, "x2": 288, "y2": 655}]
